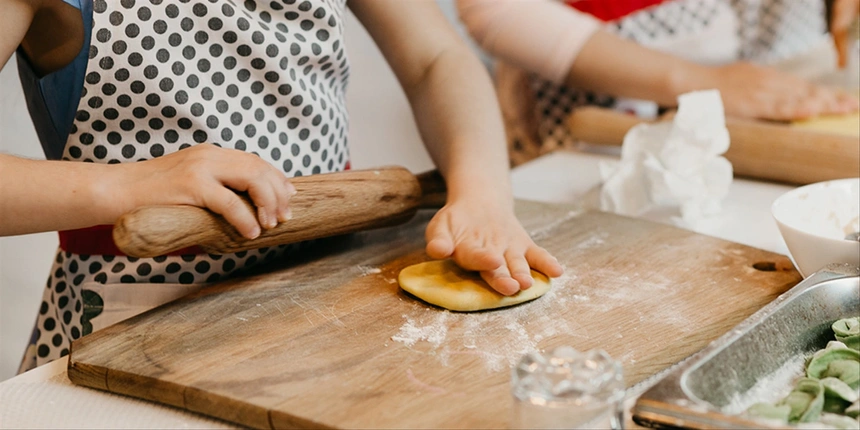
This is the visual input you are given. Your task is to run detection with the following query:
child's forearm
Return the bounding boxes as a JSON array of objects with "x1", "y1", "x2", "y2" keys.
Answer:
[
  {"x1": 350, "y1": 0, "x2": 514, "y2": 205},
  {"x1": 0, "y1": 154, "x2": 120, "y2": 235},
  {"x1": 565, "y1": 31, "x2": 701, "y2": 107},
  {"x1": 403, "y1": 45, "x2": 513, "y2": 205}
]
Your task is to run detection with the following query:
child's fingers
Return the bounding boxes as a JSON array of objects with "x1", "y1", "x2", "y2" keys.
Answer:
[
  {"x1": 526, "y1": 246, "x2": 563, "y2": 278},
  {"x1": 278, "y1": 178, "x2": 297, "y2": 222},
  {"x1": 262, "y1": 174, "x2": 295, "y2": 225},
  {"x1": 505, "y1": 250, "x2": 533, "y2": 290},
  {"x1": 203, "y1": 187, "x2": 261, "y2": 239},
  {"x1": 480, "y1": 265, "x2": 520, "y2": 296},
  {"x1": 245, "y1": 180, "x2": 279, "y2": 230},
  {"x1": 218, "y1": 153, "x2": 292, "y2": 229},
  {"x1": 451, "y1": 241, "x2": 504, "y2": 273},
  {"x1": 425, "y1": 222, "x2": 455, "y2": 259},
  {"x1": 426, "y1": 238, "x2": 454, "y2": 259}
]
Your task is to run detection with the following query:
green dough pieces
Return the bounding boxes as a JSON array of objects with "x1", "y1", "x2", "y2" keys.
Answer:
[
  {"x1": 746, "y1": 317, "x2": 860, "y2": 426},
  {"x1": 783, "y1": 378, "x2": 824, "y2": 423},
  {"x1": 807, "y1": 342, "x2": 860, "y2": 389},
  {"x1": 820, "y1": 412, "x2": 860, "y2": 429},
  {"x1": 833, "y1": 317, "x2": 860, "y2": 351},
  {"x1": 746, "y1": 403, "x2": 791, "y2": 421},
  {"x1": 821, "y1": 377, "x2": 859, "y2": 403}
]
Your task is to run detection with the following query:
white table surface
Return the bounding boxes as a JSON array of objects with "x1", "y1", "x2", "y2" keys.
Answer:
[{"x1": 0, "y1": 149, "x2": 797, "y2": 429}]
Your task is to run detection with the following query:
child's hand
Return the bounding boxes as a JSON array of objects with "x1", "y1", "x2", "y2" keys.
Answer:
[
  {"x1": 689, "y1": 62, "x2": 859, "y2": 121},
  {"x1": 424, "y1": 197, "x2": 563, "y2": 296},
  {"x1": 116, "y1": 144, "x2": 296, "y2": 239}
]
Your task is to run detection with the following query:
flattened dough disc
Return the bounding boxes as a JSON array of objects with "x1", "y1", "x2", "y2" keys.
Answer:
[
  {"x1": 398, "y1": 260, "x2": 551, "y2": 312},
  {"x1": 792, "y1": 112, "x2": 860, "y2": 137}
]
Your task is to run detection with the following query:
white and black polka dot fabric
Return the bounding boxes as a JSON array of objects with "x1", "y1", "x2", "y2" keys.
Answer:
[
  {"x1": 20, "y1": 0, "x2": 351, "y2": 373},
  {"x1": 730, "y1": 0, "x2": 826, "y2": 64},
  {"x1": 611, "y1": 0, "x2": 723, "y2": 43},
  {"x1": 528, "y1": 0, "x2": 827, "y2": 152}
]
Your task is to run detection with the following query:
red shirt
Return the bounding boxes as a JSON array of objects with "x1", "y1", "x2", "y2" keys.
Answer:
[{"x1": 567, "y1": 0, "x2": 668, "y2": 22}]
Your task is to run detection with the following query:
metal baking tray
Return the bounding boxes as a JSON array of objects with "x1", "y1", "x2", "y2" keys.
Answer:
[{"x1": 632, "y1": 263, "x2": 860, "y2": 429}]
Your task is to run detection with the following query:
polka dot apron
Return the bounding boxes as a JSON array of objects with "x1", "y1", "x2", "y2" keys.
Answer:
[
  {"x1": 524, "y1": 0, "x2": 828, "y2": 156},
  {"x1": 19, "y1": 0, "x2": 351, "y2": 373}
]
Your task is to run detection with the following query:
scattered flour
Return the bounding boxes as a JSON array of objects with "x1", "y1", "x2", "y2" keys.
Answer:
[
  {"x1": 529, "y1": 211, "x2": 582, "y2": 241},
  {"x1": 391, "y1": 312, "x2": 449, "y2": 347},
  {"x1": 390, "y1": 265, "x2": 581, "y2": 372},
  {"x1": 571, "y1": 294, "x2": 590, "y2": 303},
  {"x1": 576, "y1": 231, "x2": 608, "y2": 250},
  {"x1": 721, "y1": 353, "x2": 809, "y2": 415},
  {"x1": 561, "y1": 266, "x2": 691, "y2": 332},
  {"x1": 357, "y1": 265, "x2": 382, "y2": 276},
  {"x1": 388, "y1": 259, "x2": 695, "y2": 373}
]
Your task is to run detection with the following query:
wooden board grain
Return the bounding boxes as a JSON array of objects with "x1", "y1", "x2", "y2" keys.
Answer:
[{"x1": 68, "y1": 201, "x2": 801, "y2": 429}]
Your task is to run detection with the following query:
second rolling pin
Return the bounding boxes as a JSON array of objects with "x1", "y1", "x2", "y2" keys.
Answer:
[{"x1": 566, "y1": 106, "x2": 860, "y2": 185}]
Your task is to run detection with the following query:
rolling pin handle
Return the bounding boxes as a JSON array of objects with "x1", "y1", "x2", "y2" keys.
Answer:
[{"x1": 416, "y1": 170, "x2": 447, "y2": 209}]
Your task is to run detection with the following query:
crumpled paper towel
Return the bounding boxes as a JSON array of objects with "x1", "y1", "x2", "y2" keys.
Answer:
[{"x1": 598, "y1": 89, "x2": 733, "y2": 226}]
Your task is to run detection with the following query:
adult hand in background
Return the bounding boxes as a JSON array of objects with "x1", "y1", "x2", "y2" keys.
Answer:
[
  {"x1": 831, "y1": 0, "x2": 860, "y2": 68},
  {"x1": 679, "y1": 62, "x2": 860, "y2": 121},
  {"x1": 567, "y1": 32, "x2": 858, "y2": 122}
]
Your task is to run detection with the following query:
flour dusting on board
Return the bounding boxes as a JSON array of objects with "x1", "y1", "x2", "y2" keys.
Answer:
[
  {"x1": 357, "y1": 265, "x2": 382, "y2": 276},
  {"x1": 576, "y1": 230, "x2": 608, "y2": 250},
  {"x1": 391, "y1": 313, "x2": 449, "y2": 347},
  {"x1": 389, "y1": 254, "x2": 698, "y2": 372},
  {"x1": 390, "y1": 266, "x2": 579, "y2": 372},
  {"x1": 562, "y1": 266, "x2": 692, "y2": 332},
  {"x1": 529, "y1": 211, "x2": 582, "y2": 241}
]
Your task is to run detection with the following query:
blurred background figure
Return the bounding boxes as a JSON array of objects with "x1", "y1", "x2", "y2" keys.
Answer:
[{"x1": 457, "y1": 0, "x2": 860, "y2": 165}]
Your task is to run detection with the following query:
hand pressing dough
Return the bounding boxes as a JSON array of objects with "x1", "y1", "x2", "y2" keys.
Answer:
[
  {"x1": 398, "y1": 259, "x2": 551, "y2": 312},
  {"x1": 793, "y1": 112, "x2": 860, "y2": 137}
]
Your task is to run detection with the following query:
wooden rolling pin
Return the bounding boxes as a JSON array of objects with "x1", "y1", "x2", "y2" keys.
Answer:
[
  {"x1": 113, "y1": 167, "x2": 447, "y2": 257},
  {"x1": 567, "y1": 106, "x2": 860, "y2": 185}
]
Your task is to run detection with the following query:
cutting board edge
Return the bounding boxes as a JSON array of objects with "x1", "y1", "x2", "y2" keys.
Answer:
[
  {"x1": 68, "y1": 356, "x2": 276, "y2": 429},
  {"x1": 67, "y1": 354, "x2": 108, "y2": 391},
  {"x1": 269, "y1": 409, "x2": 338, "y2": 429}
]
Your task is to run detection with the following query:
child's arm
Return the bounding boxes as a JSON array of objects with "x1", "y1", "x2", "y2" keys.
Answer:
[
  {"x1": 0, "y1": 1, "x2": 294, "y2": 238},
  {"x1": 457, "y1": 0, "x2": 858, "y2": 121},
  {"x1": 349, "y1": 0, "x2": 563, "y2": 295},
  {"x1": 0, "y1": 147, "x2": 295, "y2": 238}
]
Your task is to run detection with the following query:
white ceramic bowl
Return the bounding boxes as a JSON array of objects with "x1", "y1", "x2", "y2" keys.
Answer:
[{"x1": 772, "y1": 178, "x2": 860, "y2": 278}]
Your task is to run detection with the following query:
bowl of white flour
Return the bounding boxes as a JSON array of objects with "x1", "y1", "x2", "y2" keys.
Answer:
[{"x1": 772, "y1": 178, "x2": 860, "y2": 277}]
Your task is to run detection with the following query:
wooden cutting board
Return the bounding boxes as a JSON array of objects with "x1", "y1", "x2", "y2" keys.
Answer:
[{"x1": 68, "y1": 201, "x2": 801, "y2": 429}]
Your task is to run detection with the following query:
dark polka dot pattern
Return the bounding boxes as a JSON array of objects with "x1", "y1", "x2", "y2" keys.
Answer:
[
  {"x1": 66, "y1": 0, "x2": 350, "y2": 173},
  {"x1": 22, "y1": 0, "x2": 352, "y2": 373},
  {"x1": 728, "y1": 0, "x2": 825, "y2": 63}
]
